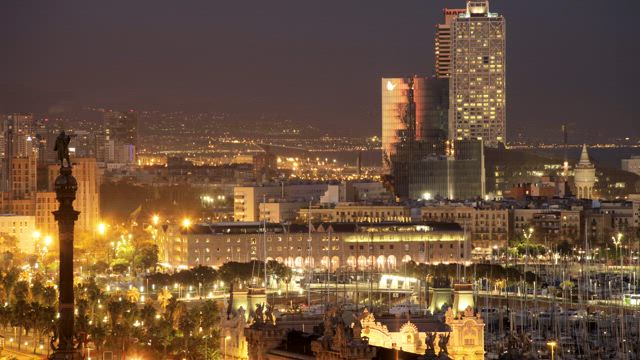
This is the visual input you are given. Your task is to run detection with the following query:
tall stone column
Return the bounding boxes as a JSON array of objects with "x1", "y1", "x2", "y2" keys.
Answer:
[{"x1": 50, "y1": 166, "x2": 83, "y2": 360}]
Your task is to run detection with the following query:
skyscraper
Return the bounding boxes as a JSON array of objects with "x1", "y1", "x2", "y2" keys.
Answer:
[
  {"x1": 381, "y1": 76, "x2": 448, "y2": 171},
  {"x1": 435, "y1": 8, "x2": 466, "y2": 79},
  {"x1": 383, "y1": 77, "x2": 484, "y2": 201},
  {"x1": 449, "y1": 1, "x2": 506, "y2": 148}
]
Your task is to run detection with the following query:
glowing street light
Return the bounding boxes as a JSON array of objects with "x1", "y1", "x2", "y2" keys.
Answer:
[
  {"x1": 152, "y1": 214, "x2": 160, "y2": 226},
  {"x1": 32, "y1": 230, "x2": 42, "y2": 240},
  {"x1": 181, "y1": 218, "x2": 192, "y2": 229},
  {"x1": 97, "y1": 222, "x2": 107, "y2": 236},
  {"x1": 44, "y1": 235, "x2": 53, "y2": 247},
  {"x1": 546, "y1": 340, "x2": 557, "y2": 360}
]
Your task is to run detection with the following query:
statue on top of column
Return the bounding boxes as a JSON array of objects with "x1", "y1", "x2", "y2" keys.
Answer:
[{"x1": 54, "y1": 131, "x2": 72, "y2": 168}]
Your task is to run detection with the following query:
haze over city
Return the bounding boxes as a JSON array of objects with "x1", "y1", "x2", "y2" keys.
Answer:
[{"x1": 1, "y1": 0, "x2": 639, "y2": 139}]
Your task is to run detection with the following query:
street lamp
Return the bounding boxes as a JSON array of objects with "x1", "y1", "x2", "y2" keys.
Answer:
[
  {"x1": 547, "y1": 340, "x2": 557, "y2": 360},
  {"x1": 97, "y1": 222, "x2": 107, "y2": 236},
  {"x1": 181, "y1": 218, "x2": 192, "y2": 229},
  {"x1": 32, "y1": 230, "x2": 41, "y2": 254},
  {"x1": 612, "y1": 233, "x2": 624, "y2": 294},
  {"x1": 522, "y1": 228, "x2": 534, "y2": 305},
  {"x1": 152, "y1": 214, "x2": 160, "y2": 226}
]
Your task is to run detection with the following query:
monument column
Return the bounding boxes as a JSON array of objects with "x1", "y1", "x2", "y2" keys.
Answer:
[{"x1": 50, "y1": 131, "x2": 83, "y2": 359}]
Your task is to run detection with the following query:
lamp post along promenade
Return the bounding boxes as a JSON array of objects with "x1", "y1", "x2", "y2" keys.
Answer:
[{"x1": 50, "y1": 131, "x2": 84, "y2": 360}]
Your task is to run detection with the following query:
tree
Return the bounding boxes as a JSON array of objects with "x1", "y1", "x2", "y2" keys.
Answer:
[
  {"x1": 557, "y1": 240, "x2": 572, "y2": 257},
  {"x1": 11, "y1": 299, "x2": 29, "y2": 350},
  {"x1": 2, "y1": 267, "x2": 19, "y2": 302},
  {"x1": 135, "y1": 244, "x2": 159, "y2": 273},
  {"x1": 13, "y1": 280, "x2": 30, "y2": 302},
  {"x1": 89, "y1": 323, "x2": 108, "y2": 354},
  {"x1": 158, "y1": 288, "x2": 173, "y2": 314},
  {"x1": 30, "y1": 302, "x2": 55, "y2": 354},
  {"x1": 267, "y1": 260, "x2": 292, "y2": 295},
  {"x1": 127, "y1": 288, "x2": 141, "y2": 303},
  {"x1": 111, "y1": 258, "x2": 130, "y2": 274}
]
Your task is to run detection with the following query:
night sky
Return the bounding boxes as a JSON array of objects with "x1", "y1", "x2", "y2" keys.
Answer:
[{"x1": 1, "y1": 1, "x2": 639, "y2": 139}]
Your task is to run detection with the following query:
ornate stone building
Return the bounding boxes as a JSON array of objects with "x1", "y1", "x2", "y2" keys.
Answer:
[{"x1": 360, "y1": 306, "x2": 484, "y2": 360}]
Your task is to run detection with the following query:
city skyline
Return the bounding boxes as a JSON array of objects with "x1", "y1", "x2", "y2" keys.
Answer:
[{"x1": 1, "y1": 0, "x2": 639, "y2": 139}]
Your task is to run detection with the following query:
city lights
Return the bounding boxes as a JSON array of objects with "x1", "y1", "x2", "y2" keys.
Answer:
[
  {"x1": 97, "y1": 222, "x2": 107, "y2": 236},
  {"x1": 1, "y1": 1, "x2": 637, "y2": 359}
]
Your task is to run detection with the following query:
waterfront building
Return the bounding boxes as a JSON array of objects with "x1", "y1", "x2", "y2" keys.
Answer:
[
  {"x1": 631, "y1": 194, "x2": 640, "y2": 229},
  {"x1": 185, "y1": 222, "x2": 470, "y2": 269},
  {"x1": 511, "y1": 208, "x2": 581, "y2": 243},
  {"x1": 574, "y1": 144, "x2": 596, "y2": 199},
  {"x1": 449, "y1": 0, "x2": 506, "y2": 147}
]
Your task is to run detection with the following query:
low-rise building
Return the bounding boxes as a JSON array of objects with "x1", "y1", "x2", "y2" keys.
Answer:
[
  {"x1": 185, "y1": 222, "x2": 470, "y2": 269},
  {"x1": 258, "y1": 201, "x2": 306, "y2": 223}
]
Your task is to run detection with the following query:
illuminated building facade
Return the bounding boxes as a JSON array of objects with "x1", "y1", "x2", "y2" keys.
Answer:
[
  {"x1": 381, "y1": 76, "x2": 448, "y2": 171},
  {"x1": 449, "y1": 0, "x2": 506, "y2": 147},
  {"x1": 185, "y1": 222, "x2": 470, "y2": 269}
]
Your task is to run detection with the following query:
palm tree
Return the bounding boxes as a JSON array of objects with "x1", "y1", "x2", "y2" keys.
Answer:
[
  {"x1": 30, "y1": 302, "x2": 55, "y2": 354},
  {"x1": 88, "y1": 323, "x2": 107, "y2": 355},
  {"x1": 11, "y1": 299, "x2": 29, "y2": 350},
  {"x1": 126, "y1": 288, "x2": 141, "y2": 303},
  {"x1": 158, "y1": 288, "x2": 173, "y2": 314},
  {"x1": 2, "y1": 267, "x2": 19, "y2": 302},
  {"x1": 139, "y1": 303, "x2": 157, "y2": 327}
]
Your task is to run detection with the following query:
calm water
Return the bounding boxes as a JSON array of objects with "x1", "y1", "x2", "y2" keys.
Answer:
[
  {"x1": 314, "y1": 147, "x2": 639, "y2": 169},
  {"x1": 528, "y1": 147, "x2": 639, "y2": 169}
]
